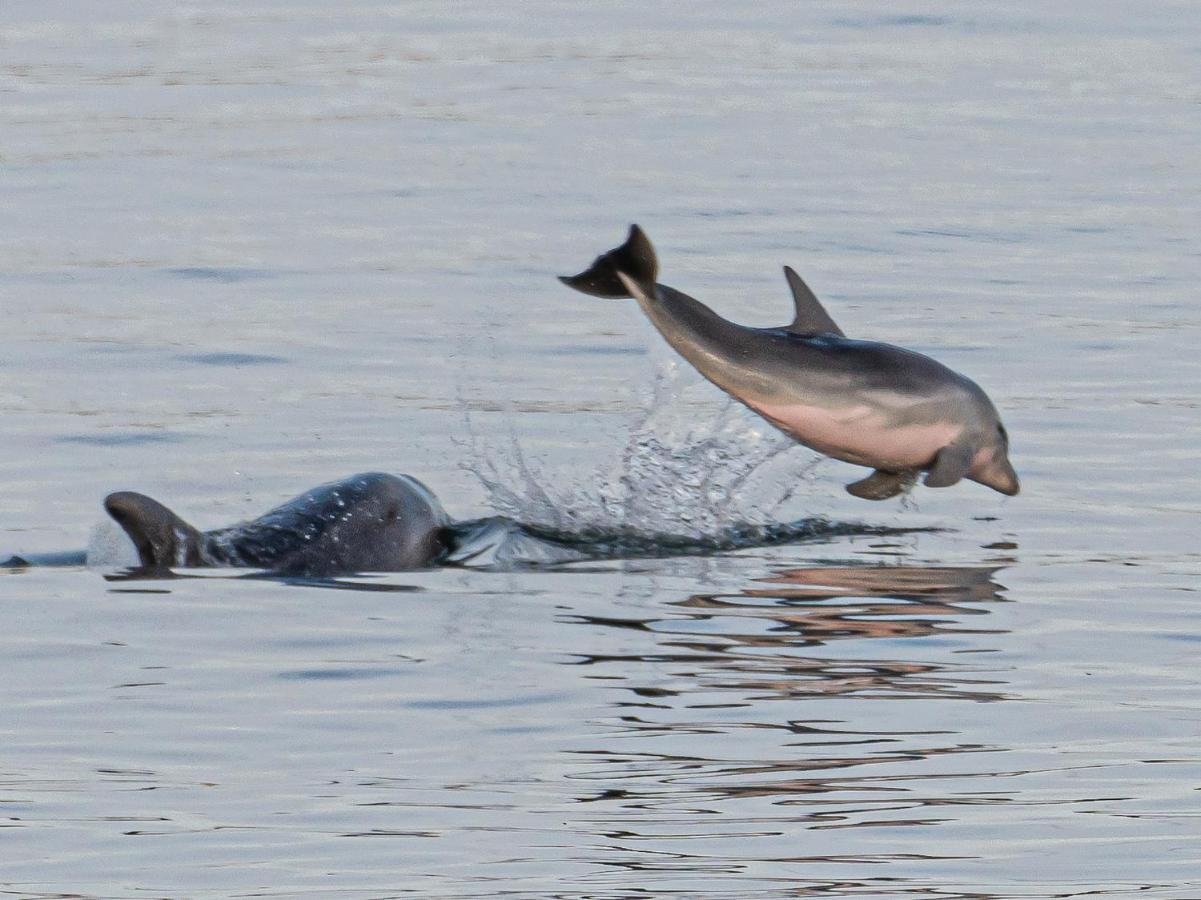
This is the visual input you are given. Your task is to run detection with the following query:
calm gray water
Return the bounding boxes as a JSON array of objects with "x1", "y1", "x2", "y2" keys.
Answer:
[{"x1": 2, "y1": 2, "x2": 1199, "y2": 896}]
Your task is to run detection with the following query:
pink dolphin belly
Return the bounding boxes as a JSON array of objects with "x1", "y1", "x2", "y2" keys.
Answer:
[{"x1": 748, "y1": 401, "x2": 962, "y2": 469}]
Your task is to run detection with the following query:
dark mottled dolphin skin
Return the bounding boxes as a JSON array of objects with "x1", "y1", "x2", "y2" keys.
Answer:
[
  {"x1": 560, "y1": 225, "x2": 1019, "y2": 500},
  {"x1": 103, "y1": 472, "x2": 452, "y2": 576}
]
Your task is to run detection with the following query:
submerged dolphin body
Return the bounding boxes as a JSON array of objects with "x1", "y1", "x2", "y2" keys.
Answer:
[
  {"x1": 103, "y1": 472, "x2": 452, "y2": 575},
  {"x1": 560, "y1": 226, "x2": 1019, "y2": 500}
]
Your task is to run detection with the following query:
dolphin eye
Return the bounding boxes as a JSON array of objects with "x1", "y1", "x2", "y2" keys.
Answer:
[{"x1": 997, "y1": 424, "x2": 1008, "y2": 441}]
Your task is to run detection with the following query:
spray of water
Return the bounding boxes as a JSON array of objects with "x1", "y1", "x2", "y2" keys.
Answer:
[
  {"x1": 452, "y1": 358, "x2": 882, "y2": 557},
  {"x1": 86, "y1": 519, "x2": 138, "y2": 569}
]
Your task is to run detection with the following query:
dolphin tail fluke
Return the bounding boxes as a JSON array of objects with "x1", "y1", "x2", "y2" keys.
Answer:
[
  {"x1": 559, "y1": 224, "x2": 659, "y2": 299},
  {"x1": 103, "y1": 491, "x2": 207, "y2": 569}
]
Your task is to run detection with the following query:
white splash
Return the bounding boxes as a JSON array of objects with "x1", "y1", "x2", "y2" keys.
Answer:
[
  {"x1": 457, "y1": 359, "x2": 824, "y2": 544},
  {"x1": 85, "y1": 519, "x2": 139, "y2": 569}
]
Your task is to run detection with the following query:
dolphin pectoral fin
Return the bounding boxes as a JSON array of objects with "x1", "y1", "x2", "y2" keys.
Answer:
[
  {"x1": 846, "y1": 469, "x2": 915, "y2": 500},
  {"x1": 924, "y1": 442, "x2": 975, "y2": 488},
  {"x1": 103, "y1": 491, "x2": 207, "y2": 569},
  {"x1": 782, "y1": 266, "x2": 844, "y2": 337},
  {"x1": 559, "y1": 224, "x2": 659, "y2": 299}
]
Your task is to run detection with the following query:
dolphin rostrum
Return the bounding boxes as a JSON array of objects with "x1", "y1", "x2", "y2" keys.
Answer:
[{"x1": 560, "y1": 226, "x2": 1019, "y2": 500}]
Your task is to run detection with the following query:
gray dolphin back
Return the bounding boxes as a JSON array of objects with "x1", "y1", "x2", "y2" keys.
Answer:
[{"x1": 208, "y1": 473, "x2": 451, "y2": 575}]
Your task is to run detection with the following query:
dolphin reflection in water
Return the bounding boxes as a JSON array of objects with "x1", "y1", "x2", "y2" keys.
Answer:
[
  {"x1": 572, "y1": 563, "x2": 1010, "y2": 703},
  {"x1": 566, "y1": 563, "x2": 1013, "y2": 829},
  {"x1": 561, "y1": 226, "x2": 1020, "y2": 501}
]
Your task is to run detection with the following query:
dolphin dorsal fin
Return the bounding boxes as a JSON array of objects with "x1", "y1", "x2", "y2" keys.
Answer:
[
  {"x1": 104, "y1": 491, "x2": 206, "y2": 569},
  {"x1": 783, "y1": 266, "x2": 843, "y2": 336}
]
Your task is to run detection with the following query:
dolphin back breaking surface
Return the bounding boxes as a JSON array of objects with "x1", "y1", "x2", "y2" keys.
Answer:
[
  {"x1": 103, "y1": 473, "x2": 452, "y2": 577},
  {"x1": 560, "y1": 225, "x2": 1019, "y2": 500}
]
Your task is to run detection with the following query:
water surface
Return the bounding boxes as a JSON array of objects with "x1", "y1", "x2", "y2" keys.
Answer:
[{"x1": 1, "y1": 2, "x2": 1199, "y2": 896}]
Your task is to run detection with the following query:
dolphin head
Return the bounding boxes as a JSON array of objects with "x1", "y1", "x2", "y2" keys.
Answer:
[
  {"x1": 971, "y1": 424, "x2": 1020, "y2": 496},
  {"x1": 294, "y1": 473, "x2": 452, "y2": 574}
]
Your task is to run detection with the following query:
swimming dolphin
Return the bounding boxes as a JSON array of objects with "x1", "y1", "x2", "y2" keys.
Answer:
[
  {"x1": 560, "y1": 226, "x2": 1019, "y2": 500},
  {"x1": 103, "y1": 472, "x2": 452, "y2": 576},
  {"x1": 0, "y1": 473, "x2": 587, "y2": 575}
]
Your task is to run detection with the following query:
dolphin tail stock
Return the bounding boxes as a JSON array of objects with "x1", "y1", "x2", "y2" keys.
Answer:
[
  {"x1": 559, "y1": 224, "x2": 659, "y2": 299},
  {"x1": 103, "y1": 491, "x2": 207, "y2": 569}
]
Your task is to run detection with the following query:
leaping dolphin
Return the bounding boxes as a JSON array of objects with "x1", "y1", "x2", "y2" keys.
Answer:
[{"x1": 560, "y1": 226, "x2": 1019, "y2": 500}]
